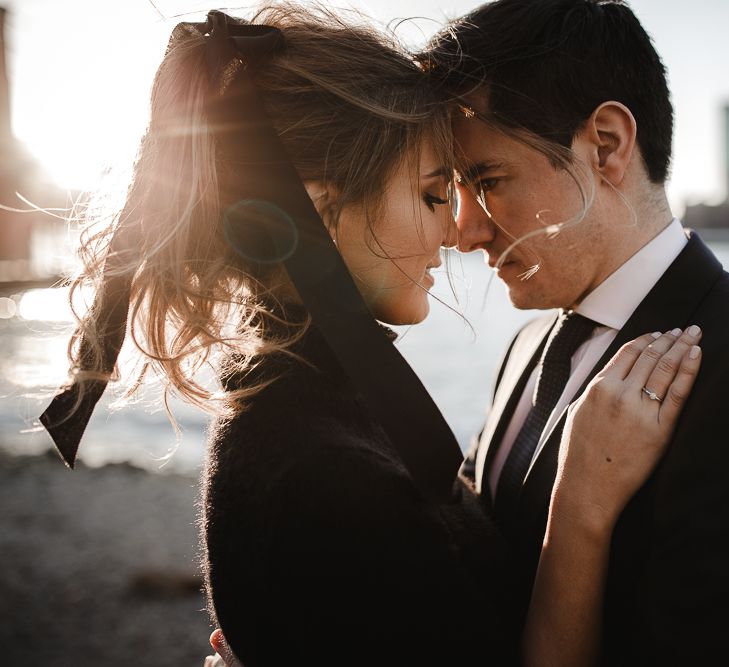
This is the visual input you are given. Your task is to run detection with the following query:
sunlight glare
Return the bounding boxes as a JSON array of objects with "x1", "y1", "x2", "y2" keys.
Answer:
[
  {"x1": 18, "y1": 286, "x2": 90, "y2": 323},
  {"x1": 9, "y1": 3, "x2": 170, "y2": 192}
]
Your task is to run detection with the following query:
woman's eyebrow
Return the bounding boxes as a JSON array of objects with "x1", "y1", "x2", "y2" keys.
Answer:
[{"x1": 421, "y1": 166, "x2": 451, "y2": 179}]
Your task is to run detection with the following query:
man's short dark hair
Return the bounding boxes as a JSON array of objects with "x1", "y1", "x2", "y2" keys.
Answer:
[{"x1": 426, "y1": 0, "x2": 673, "y2": 183}]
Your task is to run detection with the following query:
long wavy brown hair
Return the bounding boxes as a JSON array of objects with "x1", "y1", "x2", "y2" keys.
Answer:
[{"x1": 64, "y1": 3, "x2": 453, "y2": 426}]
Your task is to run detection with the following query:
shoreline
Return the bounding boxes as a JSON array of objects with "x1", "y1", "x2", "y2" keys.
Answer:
[{"x1": 0, "y1": 449, "x2": 212, "y2": 666}]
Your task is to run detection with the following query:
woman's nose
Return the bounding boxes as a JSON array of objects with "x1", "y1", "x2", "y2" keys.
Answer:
[{"x1": 442, "y1": 211, "x2": 459, "y2": 249}]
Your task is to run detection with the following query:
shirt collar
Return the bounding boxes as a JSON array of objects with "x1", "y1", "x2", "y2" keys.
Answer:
[{"x1": 574, "y1": 218, "x2": 688, "y2": 330}]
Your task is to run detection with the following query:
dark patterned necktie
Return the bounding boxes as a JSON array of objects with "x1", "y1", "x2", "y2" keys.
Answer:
[{"x1": 494, "y1": 311, "x2": 597, "y2": 525}]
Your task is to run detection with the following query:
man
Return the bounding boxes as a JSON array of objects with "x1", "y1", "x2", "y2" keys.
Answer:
[{"x1": 428, "y1": 0, "x2": 729, "y2": 663}]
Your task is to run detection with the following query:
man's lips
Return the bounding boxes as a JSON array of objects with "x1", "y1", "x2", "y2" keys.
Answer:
[{"x1": 487, "y1": 257, "x2": 517, "y2": 270}]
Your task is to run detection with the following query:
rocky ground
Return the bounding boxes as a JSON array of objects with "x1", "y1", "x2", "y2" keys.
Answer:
[{"x1": 0, "y1": 449, "x2": 213, "y2": 666}]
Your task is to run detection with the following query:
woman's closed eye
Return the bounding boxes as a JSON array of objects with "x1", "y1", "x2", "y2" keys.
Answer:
[{"x1": 423, "y1": 192, "x2": 449, "y2": 212}]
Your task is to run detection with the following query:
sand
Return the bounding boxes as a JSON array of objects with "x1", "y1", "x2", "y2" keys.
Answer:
[{"x1": 0, "y1": 449, "x2": 214, "y2": 666}]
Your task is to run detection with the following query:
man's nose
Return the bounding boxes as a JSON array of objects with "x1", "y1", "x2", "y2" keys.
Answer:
[{"x1": 454, "y1": 182, "x2": 496, "y2": 253}]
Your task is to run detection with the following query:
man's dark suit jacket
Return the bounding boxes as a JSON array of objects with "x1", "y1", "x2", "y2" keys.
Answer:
[{"x1": 462, "y1": 232, "x2": 729, "y2": 665}]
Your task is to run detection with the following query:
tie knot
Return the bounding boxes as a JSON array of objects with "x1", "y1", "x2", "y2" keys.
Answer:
[{"x1": 540, "y1": 311, "x2": 597, "y2": 370}]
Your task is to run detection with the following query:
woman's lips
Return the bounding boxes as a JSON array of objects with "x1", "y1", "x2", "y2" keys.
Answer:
[
  {"x1": 423, "y1": 263, "x2": 438, "y2": 285},
  {"x1": 424, "y1": 256, "x2": 441, "y2": 281}
]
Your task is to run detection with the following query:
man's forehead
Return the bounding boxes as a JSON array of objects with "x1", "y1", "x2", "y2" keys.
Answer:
[
  {"x1": 455, "y1": 130, "x2": 513, "y2": 172},
  {"x1": 454, "y1": 117, "x2": 524, "y2": 167}
]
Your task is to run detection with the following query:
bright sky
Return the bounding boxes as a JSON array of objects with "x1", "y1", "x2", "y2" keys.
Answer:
[{"x1": 4, "y1": 0, "x2": 729, "y2": 213}]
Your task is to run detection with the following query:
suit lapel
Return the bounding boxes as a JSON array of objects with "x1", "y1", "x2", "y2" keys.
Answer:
[
  {"x1": 517, "y1": 233, "x2": 724, "y2": 528},
  {"x1": 474, "y1": 313, "x2": 557, "y2": 495}
]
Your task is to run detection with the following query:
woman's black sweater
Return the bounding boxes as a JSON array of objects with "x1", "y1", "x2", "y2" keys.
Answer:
[{"x1": 201, "y1": 320, "x2": 518, "y2": 666}]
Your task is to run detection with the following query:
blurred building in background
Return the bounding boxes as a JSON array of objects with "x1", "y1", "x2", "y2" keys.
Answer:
[
  {"x1": 683, "y1": 105, "x2": 729, "y2": 234},
  {"x1": 0, "y1": 6, "x2": 75, "y2": 287}
]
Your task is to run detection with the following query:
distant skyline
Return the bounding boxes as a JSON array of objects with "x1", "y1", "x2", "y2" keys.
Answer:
[{"x1": 3, "y1": 0, "x2": 729, "y2": 214}]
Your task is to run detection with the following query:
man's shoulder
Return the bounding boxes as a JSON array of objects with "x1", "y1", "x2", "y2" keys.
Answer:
[
  {"x1": 701, "y1": 262, "x2": 729, "y2": 303},
  {"x1": 688, "y1": 267, "x2": 729, "y2": 370},
  {"x1": 682, "y1": 235, "x2": 729, "y2": 323}
]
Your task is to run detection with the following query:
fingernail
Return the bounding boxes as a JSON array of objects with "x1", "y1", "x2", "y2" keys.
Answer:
[
  {"x1": 689, "y1": 345, "x2": 701, "y2": 359},
  {"x1": 651, "y1": 332, "x2": 661, "y2": 339},
  {"x1": 688, "y1": 324, "x2": 701, "y2": 337},
  {"x1": 671, "y1": 328, "x2": 682, "y2": 336}
]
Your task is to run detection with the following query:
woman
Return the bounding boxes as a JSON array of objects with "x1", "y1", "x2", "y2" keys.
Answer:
[{"x1": 41, "y1": 5, "x2": 701, "y2": 666}]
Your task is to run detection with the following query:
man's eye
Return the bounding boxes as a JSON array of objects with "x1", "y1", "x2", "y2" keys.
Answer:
[
  {"x1": 454, "y1": 175, "x2": 500, "y2": 192},
  {"x1": 423, "y1": 193, "x2": 449, "y2": 211},
  {"x1": 479, "y1": 178, "x2": 499, "y2": 192}
]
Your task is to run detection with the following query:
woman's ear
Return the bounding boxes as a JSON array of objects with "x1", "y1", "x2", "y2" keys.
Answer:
[
  {"x1": 303, "y1": 180, "x2": 339, "y2": 233},
  {"x1": 577, "y1": 101, "x2": 637, "y2": 186}
]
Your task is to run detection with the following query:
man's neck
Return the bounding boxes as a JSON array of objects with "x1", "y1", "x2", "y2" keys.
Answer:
[{"x1": 574, "y1": 187, "x2": 674, "y2": 308}]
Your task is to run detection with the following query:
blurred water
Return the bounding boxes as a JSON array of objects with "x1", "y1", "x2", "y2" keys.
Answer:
[{"x1": 2, "y1": 243, "x2": 728, "y2": 475}]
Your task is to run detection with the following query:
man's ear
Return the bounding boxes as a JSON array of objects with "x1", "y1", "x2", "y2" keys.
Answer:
[
  {"x1": 578, "y1": 101, "x2": 637, "y2": 186},
  {"x1": 303, "y1": 180, "x2": 339, "y2": 233}
]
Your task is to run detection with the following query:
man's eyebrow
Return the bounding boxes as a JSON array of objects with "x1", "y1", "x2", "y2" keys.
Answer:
[
  {"x1": 458, "y1": 161, "x2": 506, "y2": 183},
  {"x1": 421, "y1": 166, "x2": 451, "y2": 179}
]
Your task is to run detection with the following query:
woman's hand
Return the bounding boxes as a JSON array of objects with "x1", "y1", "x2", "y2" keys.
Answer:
[
  {"x1": 524, "y1": 327, "x2": 702, "y2": 667},
  {"x1": 554, "y1": 326, "x2": 702, "y2": 536}
]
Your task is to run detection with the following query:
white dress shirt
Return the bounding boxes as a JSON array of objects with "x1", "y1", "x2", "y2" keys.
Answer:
[{"x1": 487, "y1": 218, "x2": 688, "y2": 499}]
